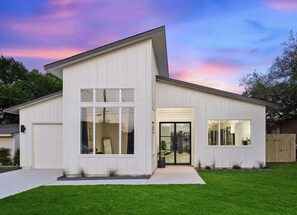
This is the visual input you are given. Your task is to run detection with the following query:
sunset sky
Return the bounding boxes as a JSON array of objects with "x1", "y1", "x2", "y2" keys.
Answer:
[{"x1": 1, "y1": 0, "x2": 297, "y2": 93}]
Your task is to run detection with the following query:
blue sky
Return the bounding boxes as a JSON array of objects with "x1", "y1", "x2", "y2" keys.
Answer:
[{"x1": 1, "y1": 0, "x2": 297, "y2": 93}]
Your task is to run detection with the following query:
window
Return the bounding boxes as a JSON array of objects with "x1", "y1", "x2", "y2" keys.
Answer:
[
  {"x1": 80, "y1": 89, "x2": 134, "y2": 155},
  {"x1": 208, "y1": 120, "x2": 219, "y2": 145},
  {"x1": 81, "y1": 89, "x2": 93, "y2": 102},
  {"x1": 81, "y1": 107, "x2": 93, "y2": 154},
  {"x1": 208, "y1": 120, "x2": 251, "y2": 146}
]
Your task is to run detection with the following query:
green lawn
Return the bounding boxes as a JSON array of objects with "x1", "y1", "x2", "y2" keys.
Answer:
[
  {"x1": 0, "y1": 163, "x2": 296, "y2": 215},
  {"x1": 0, "y1": 167, "x2": 20, "y2": 173}
]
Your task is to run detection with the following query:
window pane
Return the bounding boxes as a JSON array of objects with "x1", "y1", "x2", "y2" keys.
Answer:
[
  {"x1": 95, "y1": 107, "x2": 119, "y2": 154},
  {"x1": 81, "y1": 89, "x2": 93, "y2": 102},
  {"x1": 122, "y1": 89, "x2": 134, "y2": 102},
  {"x1": 121, "y1": 107, "x2": 134, "y2": 154},
  {"x1": 95, "y1": 89, "x2": 104, "y2": 102},
  {"x1": 106, "y1": 89, "x2": 119, "y2": 102},
  {"x1": 220, "y1": 120, "x2": 240, "y2": 145},
  {"x1": 95, "y1": 89, "x2": 119, "y2": 102},
  {"x1": 81, "y1": 107, "x2": 93, "y2": 154},
  {"x1": 208, "y1": 120, "x2": 219, "y2": 145},
  {"x1": 241, "y1": 120, "x2": 251, "y2": 145}
]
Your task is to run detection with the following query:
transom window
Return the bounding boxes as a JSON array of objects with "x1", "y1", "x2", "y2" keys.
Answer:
[
  {"x1": 208, "y1": 120, "x2": 251, "y2": 146},
  {"x1": 80, "y1": 89, "x2": 134, "y2": 155}
]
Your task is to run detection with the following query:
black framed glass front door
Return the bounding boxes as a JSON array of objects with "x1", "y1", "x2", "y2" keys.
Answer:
[{"x1": 160, "y1": 122, "x2": 191, "y2": 165}]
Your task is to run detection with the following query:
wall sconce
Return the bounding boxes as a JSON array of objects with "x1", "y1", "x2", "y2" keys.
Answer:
[{"x1": 21, "y1": 125, "x2": 26, "y2": 133}]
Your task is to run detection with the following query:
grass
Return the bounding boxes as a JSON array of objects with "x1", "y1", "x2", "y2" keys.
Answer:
[
  {"x1": 0, "y1": 163, "x2": 296, "y2": 214},
  {"x1": 0, "y1": 167, "x2": 20, "y2": 173}
]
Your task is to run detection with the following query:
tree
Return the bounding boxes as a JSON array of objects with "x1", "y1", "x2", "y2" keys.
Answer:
[
  {"x1": 0, "y1": 56, "x2": 62, "y2": 123},
  {"x1": 240, "y1": 31, "x2": 297, "y2": 122}
]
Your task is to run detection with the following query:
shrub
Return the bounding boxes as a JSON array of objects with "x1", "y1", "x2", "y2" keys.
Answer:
[
  {"x1": 62, "y1": 169, "x2": 69, "y2": 178},
  {"x1": 205, "y1": 165, "x2": 211, "y2": 170},
  {"x1": 198, "y1": 160, "x2": 201, "y2": 170},
  {"x1": 78, "y1": 167, "x2": 86, "y2": 177},
  {"x1": 258, "y1": 161, "x2": 265, "y2": 169},
  {"x1": 232, "y1": 163, "x2": 242, "y2": 169},
  {"x1": 13, "y1": 149, "x2": 20, "y2": 166},
  {"x1": 0, "y1": 148, "x2": 12, "y2": 166},
  {"x1": 108, "y1": 168, "x2": 118, "y2": 177},
  {"x1": 212, "y1": 160, "x2": 216, "y2": 170}
]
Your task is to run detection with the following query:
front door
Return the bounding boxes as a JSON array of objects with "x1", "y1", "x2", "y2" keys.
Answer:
[{"x1": 159, "y1": 122, "x2": 191, "y2": 165}]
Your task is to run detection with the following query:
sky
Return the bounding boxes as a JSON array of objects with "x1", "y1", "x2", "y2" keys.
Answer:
[{"x1": 1, "y1": 0, "x2": 297, "y2": 94}]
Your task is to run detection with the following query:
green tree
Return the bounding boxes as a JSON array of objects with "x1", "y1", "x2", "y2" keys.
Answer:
[
  {"x1": 240, "y1": 31, "x2": 297, "y2": 122},
  {"x1": 0, "y1": 56, "x2": 62, "y2": 123}
]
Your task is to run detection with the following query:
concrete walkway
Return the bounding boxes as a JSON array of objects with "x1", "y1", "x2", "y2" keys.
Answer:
[
  {"x1": 0, "y1": 169, "x2": 62, "y2": 199},
  {"x1": 148, "y1": 166, "x2": 205, "y2": 184},
  {"x1": 49, "y1": 166, "x2": 204, "y2": 186}
]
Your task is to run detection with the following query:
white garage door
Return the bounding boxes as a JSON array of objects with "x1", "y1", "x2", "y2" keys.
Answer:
[{"x1": 34, "y1": 124, "x2": 63, "y2": 169}]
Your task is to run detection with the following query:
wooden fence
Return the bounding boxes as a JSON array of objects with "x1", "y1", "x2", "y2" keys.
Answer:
[{"x1": 266, "y1": 134, "x2": 296, "y2": 162}]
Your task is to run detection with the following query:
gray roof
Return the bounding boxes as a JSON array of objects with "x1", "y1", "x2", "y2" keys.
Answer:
[
  {"x1": 156, "y1": 75, "x2": 278, "y2": 109},
  {"x1": 0, "y1": 124, "x2": 19, "y2": 135},
  {"x1": 45, "y1": 26, "x2": 169, "y2": 79},
  {"x1": 4, "y1": 91, "x2": 62, "y2": 115}
]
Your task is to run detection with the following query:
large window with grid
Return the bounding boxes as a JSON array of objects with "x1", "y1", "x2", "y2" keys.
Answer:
[{"x1": 80, "y1": 89, "x2": 134, "y2": 155}]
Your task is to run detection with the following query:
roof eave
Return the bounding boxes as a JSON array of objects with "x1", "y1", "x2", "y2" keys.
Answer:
[{"x1": 4, "y1": 91, "x2": 63, "y2": 115}]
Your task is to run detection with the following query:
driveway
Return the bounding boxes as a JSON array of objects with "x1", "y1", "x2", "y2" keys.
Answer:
[{"x1": 0, "y1": 169, "x2": 62, "y2": 199}]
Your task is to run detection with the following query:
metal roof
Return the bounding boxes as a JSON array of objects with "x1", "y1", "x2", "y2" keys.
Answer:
[
  {"x1": 156, "y1": 75, "x2": 278, "y2": 109},
  {"x1": 45, "y1": 26, "x2": 169, "y2": 79},
  {"x1": 4, "y1": 91, "x2": 62, "y2": 115},
  {"x1": 0, "y1": 124, "x2": 19, "y2": 135}
]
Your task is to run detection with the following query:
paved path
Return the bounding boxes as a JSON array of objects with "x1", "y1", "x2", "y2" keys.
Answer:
[
  {"x1": 148, "y1": 166, "x2": 205, "y2": 184},
  {"x1": 49, "y1": 166, "x2": 204, "y2": 186},
  {"x1": 0, "y1": 169, "x2": 62, "y2": 199}
]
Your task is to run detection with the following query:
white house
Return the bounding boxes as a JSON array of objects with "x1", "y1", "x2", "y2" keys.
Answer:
[
  {"x1": 5, "y1": 26, "x2": 276, "y2": 175},
  {"x1": 0, "y1": 124, "x2": 20, "y2": 157}
]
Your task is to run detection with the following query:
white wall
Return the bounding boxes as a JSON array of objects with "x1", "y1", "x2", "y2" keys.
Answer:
[
  {"x1": 156, "y1": 82, "x2": 266, "y2": 168},
  {"x1": 63, "y1": 40, "x2": 154, "y2": 175},
  {"x1": 151, "y1": 48, "x2": 158, "y2": 171},
  {"x1": 19, "y1": 96, "x2": 63, "y2": 168},
  {"x1": 0, "y1": 137, "x2": 13, "y2": 154}
]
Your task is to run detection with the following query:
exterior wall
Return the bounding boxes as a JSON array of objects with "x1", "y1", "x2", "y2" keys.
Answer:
[
  {"x1": 0, "y1": 137, "x2": 13, "y2": 154},
  {"x1": 151, "y1": 49, "x2": 158, "y2": 171},
  {"x1": 156, "y1": 82, "x2": 266, "y2": 168},
  {"x1": 0, "y1": 134, "x2": 19, "y2": 157},
  {"x1": 12, "y1": 133, "x2": 20, "y2": 154},
  {"x1": 63, "y1": 40, "x2": 154, "y2": 175},
  {"x1": 19, "y1": 96, "x2": 63, "y2": 168}
]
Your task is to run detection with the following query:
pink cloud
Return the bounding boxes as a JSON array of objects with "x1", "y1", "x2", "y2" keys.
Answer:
[
  {"x1": 174, "y1": 70, "x2": 244, "y2": 94},
  {"x1": 2, "y1": 48, "x2": 82, "y2": 60},
  {"x1": 266, "y1": 0, "x2": 297, "y2": 10},
  {"x1": 170, "y1": 59, "x2": 244, "y2": 94}
]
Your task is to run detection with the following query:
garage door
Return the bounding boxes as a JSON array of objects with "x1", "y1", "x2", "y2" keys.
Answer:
[{"x1": 33, "y1": 124, "x2": 63, "y2": 169}]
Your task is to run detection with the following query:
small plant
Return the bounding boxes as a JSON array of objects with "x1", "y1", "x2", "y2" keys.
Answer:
[
  {"x1": 158, "y1": 141, "x2": 171, "y2": 161},
  {"x1": 78, "y1": 167, "x2": 86, "y2": 177},
  {"x1": 62, "y1": 169, "x2": 69, "y2": 178},
  {"x1": 0, "y1": 148, "x2": 12, "y2": 166},
  {"x1": 205, "y1": 165, "x2": 211, "y2": 170},
  {"x1": 198, "y1": 160, "x2": 201, "y2": 170},
  {"x1": 258, "y1": 161, "x2": 265, "y2": 169},
  {"x1": 232, "y1": 163, "x2": 242, "y2": 169},
  {"x1": 108, "y1": 168, "x2": 118, "y2": 177},
  {"x1": 212, "y1": 160, "x2": 216, "y2": 170}
]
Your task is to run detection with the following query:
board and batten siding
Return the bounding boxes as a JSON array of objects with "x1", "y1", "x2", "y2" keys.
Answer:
[
  {"x1": 156, "y1": 82, "x2": 266, "y2": 168},
  {"x1": 19, "y1": 96, "x2": 63, "y2": 168},
  {"x1": 63, "y1": 39, "x2": 155, "y2": 175}
]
